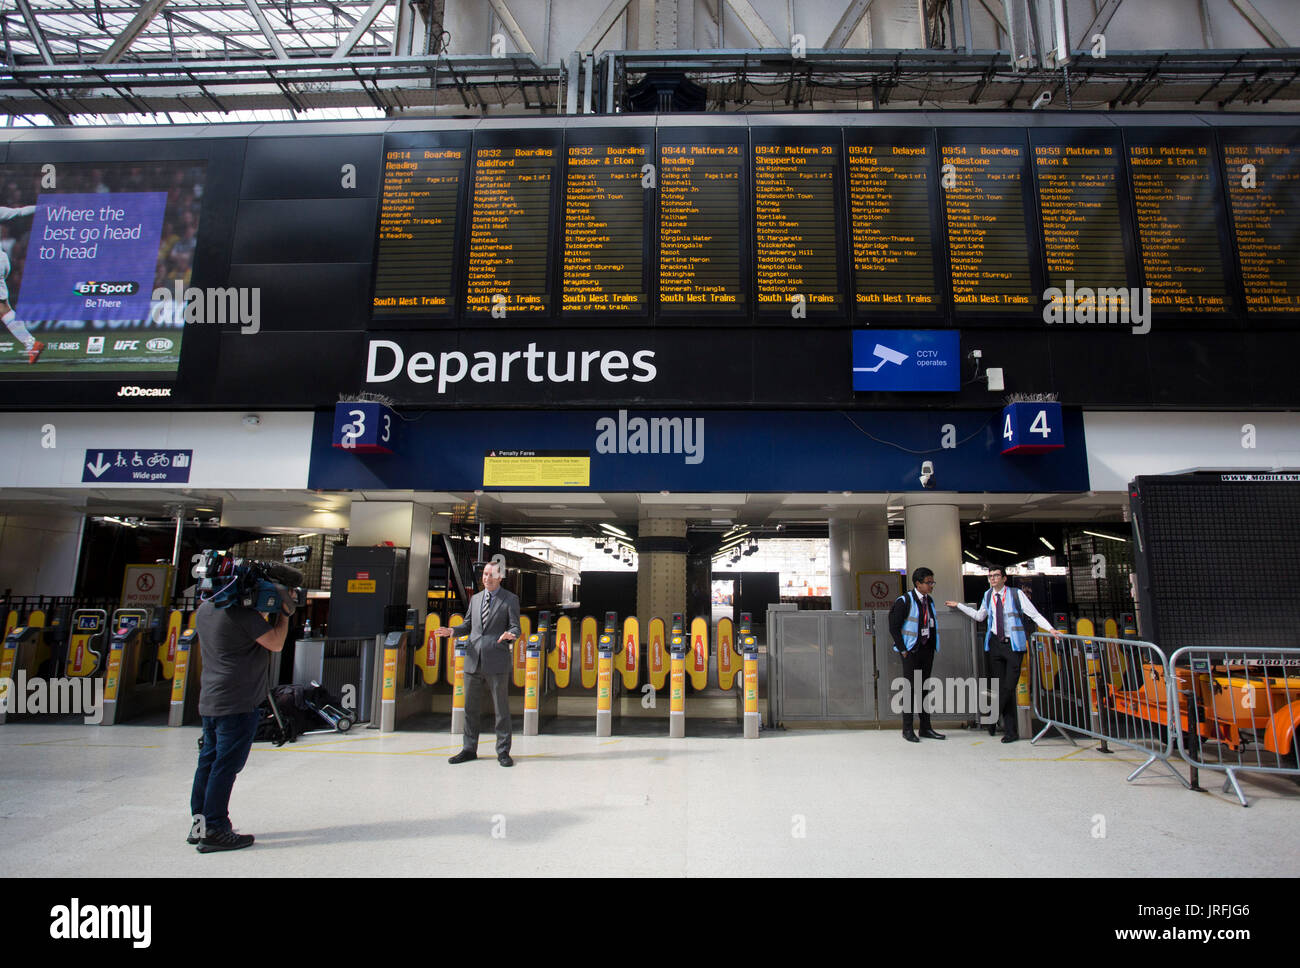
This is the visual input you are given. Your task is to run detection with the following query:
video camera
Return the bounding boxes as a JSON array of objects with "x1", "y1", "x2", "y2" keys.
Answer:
[{"x1": 193, "y1": 550, "x2": 307, "y2": 613}]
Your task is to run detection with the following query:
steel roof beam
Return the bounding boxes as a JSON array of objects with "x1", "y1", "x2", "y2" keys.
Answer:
[
  {"x1": 13, "y1": 0, "x2": 57, "y2": 63},
  {"x1": 824, "y1": 0, "x2": 874, "y2": 50},
  {"x1": 485, "y1": 0, "x2": 536, "y2": 56},
  {"x1": 97, "y1": 0, "x2": 171, "y2": 62},
  {"x1": 242, "y1": 0, "x2": 288, "y2": 57},
  {"x1": 329, "y1": 0, "x2": 388, "y2": 57}
]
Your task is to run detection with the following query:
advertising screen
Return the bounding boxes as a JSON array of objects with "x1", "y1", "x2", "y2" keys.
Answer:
[{"x1": 0, "y1": 161, "x2": 207, "y2": 378}]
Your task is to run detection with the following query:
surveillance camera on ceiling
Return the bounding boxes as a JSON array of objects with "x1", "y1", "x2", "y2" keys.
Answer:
[{"x1": 920, "y1": 460, "x2": 936, "y2": 489}]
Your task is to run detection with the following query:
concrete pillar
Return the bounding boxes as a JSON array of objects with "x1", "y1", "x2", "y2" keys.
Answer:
[
  {"x1": 636, "y1": 517, "x2": 687, "y2": 631},
  {"x1": 348, "y1": 502, "x2": 433, "y2": 626},
  {"x1": 902, "y1": 501, "x2": 962, "y2": 606},
  {"x1": 829, "y1": 510, "x2": 890, "y2": 610}
]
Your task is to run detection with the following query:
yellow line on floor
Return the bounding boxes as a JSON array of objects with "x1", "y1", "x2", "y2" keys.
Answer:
[{"x1": 17, "y1": 742, "x2": 161, "y2": 749}]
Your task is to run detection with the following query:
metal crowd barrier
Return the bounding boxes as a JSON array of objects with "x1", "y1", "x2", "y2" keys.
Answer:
[
  {"x1": 1167, "y1": 646, "x2": 1300, "y2": 807},
  {"x1": 1029, "y1": 631, "x2": 1189, "y2": 788}
]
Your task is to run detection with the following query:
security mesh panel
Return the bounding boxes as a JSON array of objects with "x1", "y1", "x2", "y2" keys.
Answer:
[
  {"x1": 1131, "y1": 474, "x2": 1300, "y2": 649},
  {"x1": 1065, "y1": 529, "x2": 1135, "y2": 627}
]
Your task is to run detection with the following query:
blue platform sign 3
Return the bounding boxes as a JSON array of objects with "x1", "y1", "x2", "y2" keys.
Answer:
[
  {"x1": 852, "y1": 330, "x2": 960, "y2": 392},
  {"x1": 333, "y1": 401, "x2": 397, "y2": 454}
]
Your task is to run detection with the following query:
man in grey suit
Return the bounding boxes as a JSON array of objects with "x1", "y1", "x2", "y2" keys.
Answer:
[{"x1": 434, "y1": 561, "x2": 521, "y2": 766}]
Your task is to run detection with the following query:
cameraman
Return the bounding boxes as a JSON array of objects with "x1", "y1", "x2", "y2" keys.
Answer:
[{"x1": 187, "y1": 579, "x2": 296, "y2": 853}]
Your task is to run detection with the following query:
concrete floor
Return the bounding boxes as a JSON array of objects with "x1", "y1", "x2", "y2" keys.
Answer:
[{"x1": 1, "y1": 716, "x2": 1296, "y2": 877}]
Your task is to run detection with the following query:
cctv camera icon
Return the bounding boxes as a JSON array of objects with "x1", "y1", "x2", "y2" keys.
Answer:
[{"x1": 855, "y1": 344, "x2": 909, "y2": 374}]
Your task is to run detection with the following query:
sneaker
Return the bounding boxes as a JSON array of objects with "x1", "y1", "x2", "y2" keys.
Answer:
[
  {"x1": 27, "y1": 340, "x2": 44, "y2": 364},
  {"x1": 186, "y1": 828, "x2": 201, "y2": 845},
  {"x1": 197, "y1": 829, "x2": 254, "y2": 853}
]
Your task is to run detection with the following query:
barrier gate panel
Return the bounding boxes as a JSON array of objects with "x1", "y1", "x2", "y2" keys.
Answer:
[
  {"x1": 775, "y1": 612, "x2": 827, "y2": 719},
  {"x1": 826, "y1": 612, "x2": 872, "y2": 718}
]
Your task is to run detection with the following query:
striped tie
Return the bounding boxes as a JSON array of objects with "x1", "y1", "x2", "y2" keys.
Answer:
[{"x1": 482, "y1": 592, "x2": 491, "y2": 625}]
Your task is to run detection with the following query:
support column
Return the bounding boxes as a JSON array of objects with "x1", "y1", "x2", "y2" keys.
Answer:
[
  {"x1": 829, "y1": 510, "x2": 890, "y2": 610},
  {"x1": 902, "y1": 501, "x2": 962, "y2": 605},
  {"x1": 635, "y1": 517, "x2": 686, "y2": 634}
]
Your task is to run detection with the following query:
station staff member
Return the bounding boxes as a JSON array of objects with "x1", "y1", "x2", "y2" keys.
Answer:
[
  {"x1": 889, "y1": 567, "x2": 945, "y2": 744},
  {"x1": 946, "y1": 566, "x2": 1053, "y2": 743}
]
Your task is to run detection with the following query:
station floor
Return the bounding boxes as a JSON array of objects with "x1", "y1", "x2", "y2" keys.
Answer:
[{"x1": 2, "y1": 714, "x2": 1296, "y2": 878}]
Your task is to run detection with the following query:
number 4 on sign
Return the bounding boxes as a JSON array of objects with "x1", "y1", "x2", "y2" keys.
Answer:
[{"x1": 1001, "y1": 402, "x2": 1064, "y2": 455}]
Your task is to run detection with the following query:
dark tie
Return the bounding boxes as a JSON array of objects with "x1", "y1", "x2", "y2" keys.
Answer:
[
  {"x1": 482, "y1": 593, "x2": 491, "y2": 625},
  {"x1": 994, "y1": 592, "x2": 1003, "y2": 638}
]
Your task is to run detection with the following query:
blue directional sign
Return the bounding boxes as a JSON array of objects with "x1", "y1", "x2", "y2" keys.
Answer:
[
  {"x1": 852, "y1": 330, "x2": 961, "y2": 392},
  {"x1": 82, "y1": 449, "x2": 193, "y2": 483}
]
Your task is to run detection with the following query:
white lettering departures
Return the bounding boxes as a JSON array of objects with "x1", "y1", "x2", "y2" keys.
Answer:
[{"x1": 365, "y1": 340, "x2": 657, "y2": 393}]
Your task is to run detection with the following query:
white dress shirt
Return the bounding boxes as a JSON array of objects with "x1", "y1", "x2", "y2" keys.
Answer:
[{"x1": 953, "y1": 587, "x2": 1054, "y2": 635}]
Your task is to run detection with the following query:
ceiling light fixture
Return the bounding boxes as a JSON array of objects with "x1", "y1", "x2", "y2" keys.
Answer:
[
  {"x1": 986, "y1": 545, "x2": 1017, "y2": 555},
  {"x1": 1083, "y1": 530, "x2": 1127, "y2": 543},
  {"x1": 1039, "y1": 536, "x2": 1055, "y2": 550}
]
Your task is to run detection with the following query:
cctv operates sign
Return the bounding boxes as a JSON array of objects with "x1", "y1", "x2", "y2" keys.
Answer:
[{"x1": 851, "y1": 330, "x2": 960, "y2": 392}]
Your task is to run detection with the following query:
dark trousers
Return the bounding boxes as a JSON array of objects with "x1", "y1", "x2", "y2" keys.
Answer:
[
  {"x1": 463, "y1": 670, "x2": 511, "y2": 756},
  {"x1": 190, "y1": 709, "x2": 260, "y2": 837},
  {"x1": 987, "y1": 638, "x2": 1025, "y2": 738},
  {"x1": 900, "y1": 641, "x2": 936, "y2": 732}
]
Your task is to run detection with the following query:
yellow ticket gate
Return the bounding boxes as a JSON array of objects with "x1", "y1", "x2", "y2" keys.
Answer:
[
  {"x1": 66, "y1": 609, "x2": 108, "y2": 679},
  {"x1": 522, "y1": 610, "x2": 558, "y2": 735},
  {"x1": 0, "y1": 623, "x2": 48, "y2": 724},
  {"x1": 168, "y1": 627, "x2": 203, "y2": 726},
  {"x1": 595, "y1": 611, "x2": 621, "y2": 737},
  {"x1": 668, "y1": 613, "x2": 688, "y2": 738},
  {"x1": 100, "y1": 608, "x2": 171, "y2": 725},
  {"x1": 735, "y1": 612, "x2": 761, "y2": 739}
]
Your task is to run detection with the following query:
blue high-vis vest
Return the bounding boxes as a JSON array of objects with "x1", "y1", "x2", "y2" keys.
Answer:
[
  {"x1": 981, "y1": 587, "x2": 1027, "y2": 652},
  {"x1": 900, "y1": 594, "x2": 939, "y2": 653}
]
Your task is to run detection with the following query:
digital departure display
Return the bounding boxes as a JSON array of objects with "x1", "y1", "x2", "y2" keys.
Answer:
[
  {"x1": 0, "y1": 160, "x2": 206, "y2": 379},
  {"x1": 1222, "y1": 140, "x2": 1300, "y2": 314},
  {"x1": 1033, "y1": 142, "x2": 1127, "y2": 292},
  {"x1": 941, "y1": 142, "x2": 1034, "y2": 311},
  {"x1": 846, "y1": 141, "x2": 939, "y2": 311},
  {"x1": 562, "y1": 141, "x2": 649, "y2": 314},
  {"x1": 373, "y1": 145, "x2": 467, "y2": 317},
  {"x1": 466, "y1": 144, "x2": 558, "y2": 316},
  {"x1": 1127, "y1": 140, "x2": 1229, "y2": 314},
  {"x1": 658, "y1": 140, "x2": 747, "y2": 310},
  {"x1": 753, "y1": 141, "x2": 842, "y2": 313}
]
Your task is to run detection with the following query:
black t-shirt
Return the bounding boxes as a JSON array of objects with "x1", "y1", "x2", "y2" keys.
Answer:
[{"x1": 195, "y1": 601, "x2": 275, "y2": 717}]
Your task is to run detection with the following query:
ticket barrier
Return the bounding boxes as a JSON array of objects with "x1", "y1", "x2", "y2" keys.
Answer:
[
  {"x1": 100, "y1": 609, "x2": 171, "y2": 725},
  {"x1": 668, "y1": 613, "x2": 688, "y2": 738},
  {"x1": 65, "y1": 609, "x2": 108, "y2": 679},
  {"x1": 0, "y1": 623, "x2": 50, "y2": 724},
  {"x1": 735, "y1": 613, "x2": 761, "y2": 739},
  {"x1": 595, "y1": 611, "x2": 622, "y2": 737},
  {"x1": 374, "y1": 612, "x2": 428, "y2": 732},
  {"x1": 523, "y1": 610, "x2": 558, "y2": 735},
  {"x1": 168, "y1": 628, "x2": 203, "y2": 726}
]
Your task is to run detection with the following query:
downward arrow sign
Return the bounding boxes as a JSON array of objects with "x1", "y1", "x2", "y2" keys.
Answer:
[{"x1": 86, "y1": 453, "x2": 110, "y2": 478}]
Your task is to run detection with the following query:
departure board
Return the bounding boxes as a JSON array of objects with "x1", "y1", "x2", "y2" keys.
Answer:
[
  {"x1": 846, "y1": 142, "x2": 939, "y2": 310},
  {"x1": 466, "y1": 145, "x2": 558, "y2": 316},
  {"x1": 1127, "y1": 141, "x2": 1228, "y2": 314},
  {"x1": 753, "y1": 142, "x2": 842, "y2": 312},
  {"x1": 941, "y1": 143, "x2": 1034, "y2": 311},
  {"x1": 373, "y1": 145, "x2": 467, "y2": 316},
  {"x1": 1033, "y1": 142, "x2": 1127, "y2": 291},
  {"x1": 562, "y1": 142, "x2": 649, "y2": 313},
  {"x1": 658, "y1": 141, "x2": 746, "y2": 309},
  {"x1": 1222, "y1": 141, "x2": 1300, "y2": 314}
]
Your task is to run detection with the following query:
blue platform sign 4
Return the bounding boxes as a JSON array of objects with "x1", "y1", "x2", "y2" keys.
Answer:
[
  {"x1": 82, "y1": 449, "x2": 192, "y2": 483},
  {"x1": 852, "y1": 330, "x2": 960, "y2": 392},
  {"x1": 1001, "y1": 402, "x2": 1065, "y2": 454}
]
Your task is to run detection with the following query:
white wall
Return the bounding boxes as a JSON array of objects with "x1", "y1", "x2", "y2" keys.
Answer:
[
  {"x1": 0, "y1": 512, "x2": 84, "y2": 596},
  {"x1": 0, "y1": 412, "x2": 313, "y2": 489},
  {"x1": 1084, "y1": 412, "x2": 1300, "y2": 492}
]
